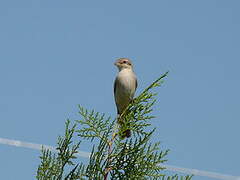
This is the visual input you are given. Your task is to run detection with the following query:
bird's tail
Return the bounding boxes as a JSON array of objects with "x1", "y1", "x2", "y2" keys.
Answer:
[{"x1": 122, "y1": 129, "x2": 131, "y2": 138}]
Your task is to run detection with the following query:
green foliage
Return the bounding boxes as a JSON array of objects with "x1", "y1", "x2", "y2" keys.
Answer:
[
  {"x1": 118, "y1": 72, "x2": 169, "y2": 137},
  {"x1": 36, "y1": 120, "x2": 85, "y2": 180},
  {"x1": 36, "y1": 71, "x2": 193, "y2": 180}
]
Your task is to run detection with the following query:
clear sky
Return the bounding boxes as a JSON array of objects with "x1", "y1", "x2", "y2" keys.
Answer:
[{"x1": 0, "y1": 1, "x2": 239, "y2": 179}]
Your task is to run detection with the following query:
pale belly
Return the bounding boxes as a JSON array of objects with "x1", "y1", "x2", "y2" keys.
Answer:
[{"x1": 114, "y1": 71, "x2": 136, "y2": 114}]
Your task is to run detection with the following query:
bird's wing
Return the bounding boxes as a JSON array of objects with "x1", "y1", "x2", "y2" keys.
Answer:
[
  {"x1": 135, "y1": 77, "x2": 138, "y2": 91},
  {"x1": 114, "y1": 77, "x2": 117, "y2": 96},
  {"x1": 113, "y1": 77, "x2": 121, "y2": 114}
]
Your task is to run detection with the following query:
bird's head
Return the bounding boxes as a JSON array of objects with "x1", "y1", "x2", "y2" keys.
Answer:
[{"x1": 114, "y1": 58, "x2": 133, "y2": 71}]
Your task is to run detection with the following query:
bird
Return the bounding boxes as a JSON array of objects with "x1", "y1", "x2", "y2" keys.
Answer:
[{"x1": 114, "y1": 58, "x2": 137, "y2": 138}]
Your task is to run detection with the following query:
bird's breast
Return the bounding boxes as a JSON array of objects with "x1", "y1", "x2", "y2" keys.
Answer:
[{"x1": 116, "y1": 70, "x2": 136, "y2": 98}]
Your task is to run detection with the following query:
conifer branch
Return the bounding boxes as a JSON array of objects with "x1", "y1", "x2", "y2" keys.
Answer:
[{"x1": 36, "y1": 71, "x2": 193, "y2": 180}]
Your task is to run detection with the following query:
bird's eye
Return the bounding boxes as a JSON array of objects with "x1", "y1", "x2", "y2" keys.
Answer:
[{"x1": 123, "y1": 60, "x2": 127, "y2": 64}]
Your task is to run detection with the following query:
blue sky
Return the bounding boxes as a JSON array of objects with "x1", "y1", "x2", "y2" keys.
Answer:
[{"x1": 0, "y1": 1, "x2": 239, "y2": 179}]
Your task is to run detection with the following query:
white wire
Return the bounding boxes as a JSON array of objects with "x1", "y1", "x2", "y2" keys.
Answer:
[
  {"x1": 162, "y1": 165, "x2": 240, "y2": 180},
  {"x1": 0, "y1": 137, "x2": 90, "y2": 158},
  {"x1": 0, "y1": 137, "x2": 239, "y2": 180}
]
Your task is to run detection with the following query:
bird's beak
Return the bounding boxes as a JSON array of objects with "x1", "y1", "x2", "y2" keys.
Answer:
[{"x1": 114, "y1": 62, "x2": 117, "y2": 66}]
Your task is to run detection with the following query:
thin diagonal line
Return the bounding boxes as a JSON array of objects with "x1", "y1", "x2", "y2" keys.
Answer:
[
  {"x1": 0, "y1": 137, "x2": 239, "y2": 180},
  {"x1": 0, "y1": 137, "x2": 90, "y2": 158}
]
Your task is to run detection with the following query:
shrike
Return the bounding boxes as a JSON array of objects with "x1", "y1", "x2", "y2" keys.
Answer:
[{"x1": 114, "y1": 58, "x2": 137, "y2": 138}]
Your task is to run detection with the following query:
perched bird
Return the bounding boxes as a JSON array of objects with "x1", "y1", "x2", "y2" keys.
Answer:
[{"x1": 114, "y1": 58, "x2": 137, "y2": 138}]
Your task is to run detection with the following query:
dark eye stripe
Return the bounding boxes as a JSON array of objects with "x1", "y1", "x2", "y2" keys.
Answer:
[{"x1": 121, "y1": 60, "x2": 131, "y2": 65}]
